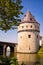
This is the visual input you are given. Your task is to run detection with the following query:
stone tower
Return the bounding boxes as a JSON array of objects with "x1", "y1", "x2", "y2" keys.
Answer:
[{"x1": 17, "y1": 11, "x2": 40, "y2": 53}]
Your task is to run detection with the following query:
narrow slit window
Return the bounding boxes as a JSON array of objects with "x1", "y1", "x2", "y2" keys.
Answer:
[
  {"x1": 29, "y1": 46, "x2": 30, "y2": 50},
  {"x1": 37, "y1": 35, "x2": 38, "y2": 38},
  {"x1": 28, "y1": 35, "x2": 31, "y2": 38},
  {"x1": 30, "y1": 25, "x2": 32, "y2": 28},
  {"x1": 20, "y1": 36, "x2": 22, "y2": 38},
  {"x1": 22, "y1": 26, "x2": 24, "y2": 28}
]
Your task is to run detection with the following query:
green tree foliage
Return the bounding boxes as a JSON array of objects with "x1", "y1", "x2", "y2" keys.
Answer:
[
  {"x1": 10, "y1": 57, "x2": 19, "y2": 65},
  {"x1": 0, "y1": 56, "x2": 11, "y2": 65},
  {"x1": 0, "y1": 56, "x2": 26, "y2": 65},
  {"x1": 0, "y1": 0, "x2": 23, "y2": 31}
]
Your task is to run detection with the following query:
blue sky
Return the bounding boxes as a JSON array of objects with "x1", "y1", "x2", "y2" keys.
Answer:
[{"x1": 0, "y1": 0, "x2": 43, "y2": 43}]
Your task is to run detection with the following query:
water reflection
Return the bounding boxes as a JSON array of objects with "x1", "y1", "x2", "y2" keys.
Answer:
[
  {"x1": 0, "y1": 52, "x2": 43, "y2": 65},
  {"x1": 8, "y1": 52, "x2": 43, "y2": 65},
  {"x1": 6, "y1": 46, "x2": 10, "y2": 57},
  {"x1": 17, "y1": 53, "x2": 40, "y2": 65}
]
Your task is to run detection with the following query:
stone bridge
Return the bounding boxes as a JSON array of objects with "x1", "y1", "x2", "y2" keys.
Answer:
[{"x1": 0, "y1": 41, "x2": 17, "y2": 56}]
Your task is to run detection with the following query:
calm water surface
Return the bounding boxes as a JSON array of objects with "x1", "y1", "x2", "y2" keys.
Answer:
[
  {"x1": 10, "y1": 52, "x2": 43, "y2": 65},
  {"x1": 17, "y1": 53, "x2": 43, "y2": 65},
  {"x1": 0, "y1": 52, "x2": 43, "y2": 65}
]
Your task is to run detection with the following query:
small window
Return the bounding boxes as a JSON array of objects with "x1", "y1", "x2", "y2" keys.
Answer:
[
  {"x1": 22, "y1": 26, "x2": 24, "y2": 28},
  {"x1": 29, "y1": 46, "x2": 30, "y2": 50},
  {"x1": 24, "y1": 15, "x2": 26, "y2": 17},
  {"x1": 29, "y1": 47, "x2": 30, "y2": 50},
  {"x1": 26, "y1": 25, "x2": 28, "y2": 28},
  {"x1": 20, "y1": 36, "x2": 22, "y2": 38},
  {"x1": 37, "y1": 35, "x2": 38, "y2": 38},
  {"x1": 30, "y1": 25, "x2": 32, "y2": 28},
  {"x1": 38, "y1": 26, "x2": 39, "y2": 29},
  {"x1": 28, "y1": 35, "x2": 31, "y2": 38},
  {"x1": 35, "y1": 26, "x2": 36, "y2": 28},
  {"x1": 30, "y1": 18, "x2": 32, "y2": 20}
]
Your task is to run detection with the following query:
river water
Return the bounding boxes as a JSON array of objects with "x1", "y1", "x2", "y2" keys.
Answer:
[
  {"x1": 0, "y1": 52, "x2": 43, "y2": 65},
  {"x1": 10, "y1": 52, "x2": 43, "y2": 65},
  {"x1": 17, "y1": 53, "x2": 43, "y2": 65}
]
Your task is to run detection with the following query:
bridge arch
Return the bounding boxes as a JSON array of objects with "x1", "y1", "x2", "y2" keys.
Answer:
[{"x1": 0, "y1": 41, "x2": 17, "y2": 57}]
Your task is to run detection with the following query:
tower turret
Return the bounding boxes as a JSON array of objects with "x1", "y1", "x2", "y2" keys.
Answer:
[{"x1": 17, "y1": 11, "x2": 40, "y2": 53}]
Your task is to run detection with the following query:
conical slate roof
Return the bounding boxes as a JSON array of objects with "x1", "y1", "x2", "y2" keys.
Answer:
[{"x1": 22, "y1": 11, "x2": 37, "y2": 22}]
